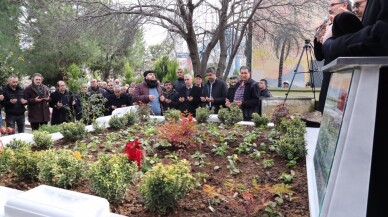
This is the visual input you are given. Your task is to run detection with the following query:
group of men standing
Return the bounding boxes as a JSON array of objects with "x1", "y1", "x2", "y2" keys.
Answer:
[
  {"x1": 133, "y1": 66, "x2": 271, "y2": 121},
  {"x1": 0, "y1": 65, "x2": 272, "y2": 134},
  {"x1": 0, "y1": 73, "x2": 50, "y2": 132}
]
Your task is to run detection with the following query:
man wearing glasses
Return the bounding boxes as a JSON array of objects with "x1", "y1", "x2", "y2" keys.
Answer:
[
  {"x1": 314, "y1": 0, "x2": 352, "y2": 113},
  {"x1": 328, "y1": 0, "x2": 352, "y2": 16},
  {"x1": 323, "y1": 0, "x2": 388, "y2": 60},
  {"x1": 353, "y1": 0, "x2": 367, "y2": 19}
]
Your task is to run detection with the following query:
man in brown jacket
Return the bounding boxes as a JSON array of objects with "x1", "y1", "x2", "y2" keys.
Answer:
[
  {"x1": 24, "y1": 73, "x2": 50, "y2": 130},
  {"x1": 133, "y1": 70, "x2": 164, "y2": 115}
]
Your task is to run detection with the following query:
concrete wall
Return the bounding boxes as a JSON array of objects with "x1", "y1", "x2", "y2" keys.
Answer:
[{"x1": 261, "y1": 96, "x2": 315, "y2": 117}]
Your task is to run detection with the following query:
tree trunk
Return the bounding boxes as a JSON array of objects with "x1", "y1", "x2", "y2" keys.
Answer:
[
  {"x1": 245, "y1": 22, "x2": 253, "y2": 70},
  {"x1": 216, "y1": 29, "x2": 227, "y2": 79},
  {"x1": 278, "y1": 41, "x2": 286, "y2": 87}
]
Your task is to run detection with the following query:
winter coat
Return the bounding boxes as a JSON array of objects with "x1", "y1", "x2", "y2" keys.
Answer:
[
  {"x1": 202, "y1": 79, "x2": 227, "y2": 114},
  {"x1": 24, "y1": 84, "x2": 50, "y2": 123},
  {"x1": 133, "y1": 81, "x2": 164, "y2": 113},
  {"x1": 173, "y1": 78, "x2": 185, "y2": 91},
  {"x1": 1, "y1": 85, "x2": 27, "y2": 116},
  {"x1": 227, "y1": 79, "x2": 260, "y2": 121},
  {"x1": 162, "y1": 89, "x2": 179, "y2": 110},
  {"x1": 322, "y1": 0, "x2": 388, "y2": 62},
  {"x1": 177, "y1": 85, "x2": 202, "y2": 116},
  {"x1": 105, "y1": 94, "x2": 133, "y2": 115},
  {"x1": 49, "y1": 90, "x2": 74, "y2": 125}
]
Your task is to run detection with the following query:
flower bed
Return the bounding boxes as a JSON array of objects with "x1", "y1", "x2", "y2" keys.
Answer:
[{"x1": 0, "y1": 116, "x2": 309, "y2": 216}]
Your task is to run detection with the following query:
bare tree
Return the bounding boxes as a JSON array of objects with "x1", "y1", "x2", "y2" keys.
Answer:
[{"x1": 62, "y1": 0, "x2": 326, "y2": 79}]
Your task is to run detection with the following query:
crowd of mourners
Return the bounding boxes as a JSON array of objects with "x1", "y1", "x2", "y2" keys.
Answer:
[{"x1": 0, "y1": 66, "x2": 273, "y2": 133}]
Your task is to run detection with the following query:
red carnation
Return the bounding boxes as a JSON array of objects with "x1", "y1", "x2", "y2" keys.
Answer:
[{"x1": 123, "y1": 139, "x2": 143, "y2": 168}]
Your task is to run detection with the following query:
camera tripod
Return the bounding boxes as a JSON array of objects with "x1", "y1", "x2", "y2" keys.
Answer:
[{"x1": 284, "y1": 39, "x2": 322, "y2": 109}]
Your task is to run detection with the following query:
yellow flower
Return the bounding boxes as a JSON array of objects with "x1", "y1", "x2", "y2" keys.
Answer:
[{"x1": 73, "y1": 151, "x2": 82, "y2": 159}]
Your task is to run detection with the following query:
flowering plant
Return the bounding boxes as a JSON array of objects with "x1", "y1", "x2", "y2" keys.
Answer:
[
  {"x1": 123, "y1": 138, "x2": 143, "y2": 168},
  {"x1": 0, "y1": 127, "x2": 16, "y2": 136},
  {"x1": 157, "y1": 113, "x2": 197, "y2": 148}
]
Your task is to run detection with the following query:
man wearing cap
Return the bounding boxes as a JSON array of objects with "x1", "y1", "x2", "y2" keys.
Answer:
[
  {"x1": 194, "y1": 74, "x2": 203, "y2": 90},
  {"x1": 133, "y1": 70, "x2": 164, "y2": 115},
  {"x1": 201, "y1": 67, "x2": 227, "y2": 114},
  {"x1": 283, "y1": 81, "x2": 290, "y2": 88}
]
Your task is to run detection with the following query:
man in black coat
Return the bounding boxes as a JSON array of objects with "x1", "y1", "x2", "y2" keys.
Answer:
[
  {"x1": 49, "y1": 81, "x2": 74, "y2": 125},
  {"x1": 105, "y1": 85, "x2": 133, "y2": 115},
  {"x1": 226, "y1": 66, "x2": 260, "y2": 121},
  {"x1": 173, "y1": 68, "x2": 185, "y2": 91},
  {"x1": 201, "y1": 67, "x2": 227, "y2": 114},
  {"x1": 323, "y1": 0, "x2": 388, "y2": 62},
  {"x1": 160, "y1": 81, "x2": 179, "y2": 111},
  {"x1": 1, "y1": 75, "x2": 28, "y2": 133},
  {"x1": 177, "y1": 74, "x2": 202, "y2": 116}
]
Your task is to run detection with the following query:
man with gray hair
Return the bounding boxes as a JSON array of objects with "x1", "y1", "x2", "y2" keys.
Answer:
[
  {"x1": 88, "y1": 78, "x2": 105, "y2": 96},
  {"x1": 24, "y1": 73, "x2": 50, "y2": 130},
  {"x1": 177, "y1": 74, "x2": 202, "y2": 116},
  {"x1": 105, "y1": 85, "x2": 132, "y2": 115}
]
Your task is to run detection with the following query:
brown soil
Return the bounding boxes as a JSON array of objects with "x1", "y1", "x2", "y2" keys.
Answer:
[{"x1": 0, "y1": 124, "x2": 309, "y2": 217}]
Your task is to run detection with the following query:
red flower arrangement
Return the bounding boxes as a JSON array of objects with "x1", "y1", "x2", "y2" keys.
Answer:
[
  {"x1": 123, "y1": 138, "x2": 143, "y2": 168},
  {"x1": 0, "y1": 127, "x2": 16, "y2": 136}
]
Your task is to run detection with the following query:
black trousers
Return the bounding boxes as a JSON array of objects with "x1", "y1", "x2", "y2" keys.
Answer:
[
  {"x1": 6, "y1": 114, "x2": 25, "y2": 133},
  {"x1": 30, "y1": 122, "x2": 48, "y2": 131},
  {"x1": 317, "y1": 72, "x2": 331, "y2": 113}
]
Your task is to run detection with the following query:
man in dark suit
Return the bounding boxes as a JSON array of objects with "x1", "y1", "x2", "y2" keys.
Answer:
[
  {"x1": 177, "y1": 74, "x2": 201, "y2": 116},
  {"x1": 200, "y1": 67, "x2": 227, "y2": 114}
]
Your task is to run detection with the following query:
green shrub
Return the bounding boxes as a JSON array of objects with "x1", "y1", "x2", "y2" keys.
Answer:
[
  {"x1": 124, "y1": 111, "x2": 138, "y2": 125},
  {"x1": 276, "y1": 135, "x2": 306, "y2": 160},
  {"x1": 60, "y1": 121, "x2": 86, "y2": 142},
  {"x1": 6, "y1": 139, "x2": 30, "y2": 151},
  {"x1": 139, "y1": 160, "x2": 195, "y2": 215},
  {"x1": 108, "y1": 115, "x2": 128, "y2": 130},
  {"x1": 277, "y1": 117, "x2": 306, "y2": 138},
  {"x1": 164, "y1": 108, "x2": 181, "y2": 122},
  {"x1": 10, "y1": 145, "x2": 42, "y2": 180},
  {"x1": 276, "y1": 117, "x2": 307, "y2": 160},
  {"x1": 252, "y1": 113, "x2": 270, "y2": 127},
  {"x1": 92, "y1": 121, "x2": 105, "y2": 134},
  {"x1": 137, "y1": 103, "x2": 150, "y2": 122},
  {"x1": 37, "y1": 124, "x2": 63, "y2": 133},
  {"x1": 38, "y1": 149, "x2": 84, "y2": 188},
  {"x1": 33, "y1": 131, "x2": 54, "y2": 149},
  {"x1": 0, "y1": 148, "x2": 14, "y2": 177},
  {"x1": 195, "y1": 107, "x2": 210, "y2": 123},
  {"x1": 81, "y1": 94, "x2": 107, "y2": 124},
  {"x1": 218, "y1": 105, "x2": 243, "y2": 125},
  {"x1": 89, "y1": 154, "x2": 138, "y2": 203}
]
